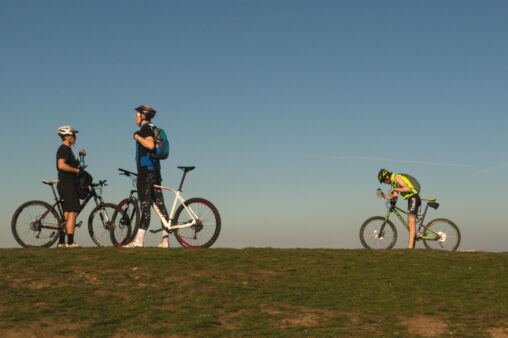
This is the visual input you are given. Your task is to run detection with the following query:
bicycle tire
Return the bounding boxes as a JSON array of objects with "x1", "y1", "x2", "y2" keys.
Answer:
[
  {"x1": 173, "y1": 198, "x2": 221, "y2": 248},
  {"x1": 111, "y1": 198, "x2": 139, "y2": 246},
  {"x1": 422, "y1": 218, "x2": 461, "y2": 251},
  {"x1": 11, "y1": 200, "x2": 62, "y2": 248},
  {"x1": 88, "y1": 203, "x2": 120, "y2": 247},
  {"x1": 360, "y1": 216, "x2": 397, "y2": 249}
]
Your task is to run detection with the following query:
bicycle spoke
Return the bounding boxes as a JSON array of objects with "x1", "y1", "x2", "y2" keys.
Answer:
[
  {"x1": 174, "y1": 198, "x2": 221, "y2": 248},
  {"x1": 111, "y1": 201, "x2": 136, "y2": 246},
  {"x1": 88, "y1": 203, "x2": 118, "y2": 247},
  {"x1": 12, "y1": 201, "x2": 61, "y2": 248},
  {"x1": 423, "y1": 219, "x2": 461, "y2": 251},
  {"x1": 359, "y1": 217, "x2": 397, "y2": 249}
]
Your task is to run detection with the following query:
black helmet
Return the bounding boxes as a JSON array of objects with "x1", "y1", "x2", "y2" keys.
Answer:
[
  {"x1": 378, "y1": 168, "x2": 390, "y2": 183},
  {"x1": 135, "y1": 105, "x2": 156, "y2": 119}
]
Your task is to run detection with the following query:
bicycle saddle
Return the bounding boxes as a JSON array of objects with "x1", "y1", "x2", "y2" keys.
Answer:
[
  {"x1": 178, "y1": 166, "x2": 195, "y2": 172},
  {"x1": 42, "y1": 179, "x2": 59, "y2": 185}
]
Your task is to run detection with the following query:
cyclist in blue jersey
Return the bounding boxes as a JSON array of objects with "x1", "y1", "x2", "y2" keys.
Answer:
[
  {"x1": 56, "y1": 126, "x2": 86, "y2": 248},
  {"x1": 125, "y1": 105, "x2": 170, "y2": 248},
  {"x1": 378, "y1": 169, "x2": 421, "y2": 249}
]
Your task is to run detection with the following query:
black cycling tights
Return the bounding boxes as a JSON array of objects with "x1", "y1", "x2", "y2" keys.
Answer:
[{"x1": 137, "y1": 171, "x2": 169, "y2": 231}]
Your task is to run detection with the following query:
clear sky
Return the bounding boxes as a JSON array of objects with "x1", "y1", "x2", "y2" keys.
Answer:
[{"x1": 1, "y1": 0, "x2": 507, "y2": 251}]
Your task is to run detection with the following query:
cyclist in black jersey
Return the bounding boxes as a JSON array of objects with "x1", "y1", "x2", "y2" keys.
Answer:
[
  {"x1": 56, "y1": 126, "x2": 86, "y2": 248},
  {"x1": 125, "y1": 105, "x2": 170, "y2": 248}
]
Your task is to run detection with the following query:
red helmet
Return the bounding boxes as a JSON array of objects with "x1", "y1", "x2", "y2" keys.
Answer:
[{"x1": 135, "y1": 105, "x2": 156, "y2": 119}]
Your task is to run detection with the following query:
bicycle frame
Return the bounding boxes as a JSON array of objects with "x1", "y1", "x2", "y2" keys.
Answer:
[
  {"x1": 151, "y1": 185, "x2": 199, "y2": 231},
  {"x1": 41, "y1": 180, "x2": 108, "y2": 231},
  {"x1": 381, "y1": 200, "x2": 441, "y2": 241}
]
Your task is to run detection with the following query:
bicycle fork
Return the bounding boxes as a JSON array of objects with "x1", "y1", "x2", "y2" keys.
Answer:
[{"x1": 376, "y1": 212, "x2": 393, "y2": 239}]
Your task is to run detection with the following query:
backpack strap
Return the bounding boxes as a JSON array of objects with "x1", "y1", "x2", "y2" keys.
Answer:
[{"x1": 147, "y1": 123, "x2": 161, "y2": 180}]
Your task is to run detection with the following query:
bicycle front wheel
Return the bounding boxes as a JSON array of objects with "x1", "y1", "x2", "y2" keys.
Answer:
[
  {"x1": 423, "y1": 218, "x2": 461, "y2": 251},
  {"x1": 360, "y1": 216, "x2": 397, "y2": 249},
  {"x1": 173, "y1": 198, "x2": 221, "y2": 248},
  {"x1": 11, "y1": 200, "x2": 62, "y2": 248},
  {"x1": 111, "y1": 198, "x2": 138, "y2": 246},
  {"x1": 88, "y1": 203, "x2": 119, "y2": 247}
]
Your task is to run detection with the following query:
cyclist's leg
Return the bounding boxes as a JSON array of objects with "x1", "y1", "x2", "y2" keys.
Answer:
[
  {"x1": 66, "y1": 211, "x2": 78, "y2": 245},
  {"x1": 152, "y1": 175, "x2": 170, "y2": 245},
  {"x1": 136, "y1": 171, "x2": 152, "y2": 245},
  {"x1": 58, "y1": 181, "x2": 80, "y2": 245},
  {"x1": 407, "y1": 195, "x2": 421, "y2": 249}
]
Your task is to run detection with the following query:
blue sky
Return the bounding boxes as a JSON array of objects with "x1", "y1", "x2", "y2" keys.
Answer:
[{"x1": 1, "y1": 0, "x2": 506, "y2": 251}]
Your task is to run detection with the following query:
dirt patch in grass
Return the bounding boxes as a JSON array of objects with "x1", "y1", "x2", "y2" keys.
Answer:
[
  {"x1": 218, "y1": 309, "x2": 247, "y2": 330},
  {"x1": 259, "y1": 303, "x2": 381, "y2": 331},
  {"x1": 488, "y1": 326, "x2": 508, "y2": 338},
  {"x1": 399, "y1": 315, "x2": 449, "y2": 337},
  {"x1": 0, "y1": 322, "x2": 83, "y2": 338}
]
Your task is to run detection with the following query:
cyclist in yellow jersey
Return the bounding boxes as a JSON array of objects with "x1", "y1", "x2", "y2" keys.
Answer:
[{"x1": 377, "y1": 169, "x2": 421, "y2": 249}]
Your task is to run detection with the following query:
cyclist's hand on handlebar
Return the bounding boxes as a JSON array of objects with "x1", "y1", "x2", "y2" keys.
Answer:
[
  {"x1": 77, "y1": 167, "x2": 87, "y2": 176},
  {"x1": 376, "y1": 188, "x2": 384, "y2": 199}
]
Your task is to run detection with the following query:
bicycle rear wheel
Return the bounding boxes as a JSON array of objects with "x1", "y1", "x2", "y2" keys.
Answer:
[
  {"x1": 423, "y1": 218, "x2": 461, "y2": 251},
  {"x1": 88, "y1": 203, "x2": 120, "y2": 247},
  {"x1": 11, "y1": 200, "x2": 62, "y2": 248},
  {"x1": 173, "y1": 198, "x2": 221, "y2": 248},
  {"x1": 360, "y1": 216, "x2": 397, "y2": 249},
  {"x1": 111, "y1": 198, "x2": 139, "y2": 246}
]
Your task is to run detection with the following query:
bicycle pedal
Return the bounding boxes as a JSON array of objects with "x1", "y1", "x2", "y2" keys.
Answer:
[{"x1": 76, "y1": 221, "x2": 83, "y2": 228}]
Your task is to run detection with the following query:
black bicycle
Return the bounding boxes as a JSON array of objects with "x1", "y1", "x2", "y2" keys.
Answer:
[
  {"x1": 11, "y1": 172, "x2": 129, "y2": 248},
  {"x1": 111, "y1": 168, "x2": 140, "y2": 246}
]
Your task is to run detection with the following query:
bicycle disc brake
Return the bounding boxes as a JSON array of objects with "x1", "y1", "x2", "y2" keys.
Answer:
[{"x1": 373, "y1": 230, "x2": 384, "y2": 240}]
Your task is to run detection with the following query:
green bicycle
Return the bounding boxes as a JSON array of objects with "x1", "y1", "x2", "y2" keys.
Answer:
[{"x1": 360, "y1": 196, "x2": 461, "y2": 251}]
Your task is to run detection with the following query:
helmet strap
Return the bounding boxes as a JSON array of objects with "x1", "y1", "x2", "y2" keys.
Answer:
[{"x1": 138, "y1": 114, "x2": 150, "y2": 127}]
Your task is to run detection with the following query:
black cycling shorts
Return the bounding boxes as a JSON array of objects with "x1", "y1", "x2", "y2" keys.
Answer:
[
  {"x1": 407, "y1": 195, "x2": 421, "y2": 217},
  {"x1": 57, "y1": 180, "x2": 80, "y2": 212}
]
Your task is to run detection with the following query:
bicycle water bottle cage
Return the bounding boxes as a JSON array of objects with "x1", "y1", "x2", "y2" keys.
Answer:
[{"x1": 428, "y1": 202, "x2": 440, "y2": 209}]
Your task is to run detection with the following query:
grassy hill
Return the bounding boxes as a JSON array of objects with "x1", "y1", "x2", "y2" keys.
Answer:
[{"x1": 0, "y1": 248, "x2": 506, "y2": 337}]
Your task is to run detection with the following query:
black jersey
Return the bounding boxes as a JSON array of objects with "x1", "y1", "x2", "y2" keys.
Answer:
[
  {"x1": 56, "y1": 144, "x2": 78, "y2": 182},
  {"x1": 136, "y1": 122, "x2": 159, "y2": 174}
]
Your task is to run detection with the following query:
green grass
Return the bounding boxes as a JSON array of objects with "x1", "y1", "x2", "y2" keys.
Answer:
[{"x1": 0, "y1": 248, "x2": 506, "y2": 337}]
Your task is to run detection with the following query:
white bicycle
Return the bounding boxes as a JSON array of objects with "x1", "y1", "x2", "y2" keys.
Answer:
[{"x1": 113, "y1": 166, "x2": 221, "y2": 248}]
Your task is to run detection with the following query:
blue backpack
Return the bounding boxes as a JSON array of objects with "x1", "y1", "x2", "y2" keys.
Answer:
[{"x1": 150, "y1": 124, "x2": 169, "y2": 160}]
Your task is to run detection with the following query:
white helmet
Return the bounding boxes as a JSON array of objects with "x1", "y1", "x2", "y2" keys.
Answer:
[{"x1": 58, "y1": 125, "x2": 79, "y2": 137}]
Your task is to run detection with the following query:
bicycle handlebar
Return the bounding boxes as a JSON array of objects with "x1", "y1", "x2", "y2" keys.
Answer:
[
  {"x1": 92, "y1": 180, "x2": 107, "y2": 188},
  {"x1": 118, "y1": 168, "x2": 137, "y2": 177}
]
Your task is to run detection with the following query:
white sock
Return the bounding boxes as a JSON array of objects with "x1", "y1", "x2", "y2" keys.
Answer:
[
  {"x1": 136, "y1": 229, "x2": 146, "y2": 244},
  {"x1": 162, "y1": 230, "x2": 169, "y2": 245}
]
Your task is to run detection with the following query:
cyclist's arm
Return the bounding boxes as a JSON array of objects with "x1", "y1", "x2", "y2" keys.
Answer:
[
  {"x1": 392, "y1": 175, "x2": 412, "y2": 193},
  {"x1": 384, "y1": 190, "x2": 398, "y2": 200},
  {"x1": 134, "y1": 134, "x2": 155, "y2": 150},
  {"x1": 57, "y1": 159, "x2": 79, "y2": 174}
]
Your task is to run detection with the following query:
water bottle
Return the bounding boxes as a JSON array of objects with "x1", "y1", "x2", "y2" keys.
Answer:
[{"x1": 79, "y1": 152, "x2": 86, "y2": 168}]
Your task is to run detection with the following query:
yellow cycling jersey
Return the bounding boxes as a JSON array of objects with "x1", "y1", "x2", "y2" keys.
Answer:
[{"x1": 390, "y1": 173, "x2": 419, "y2": 199}]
